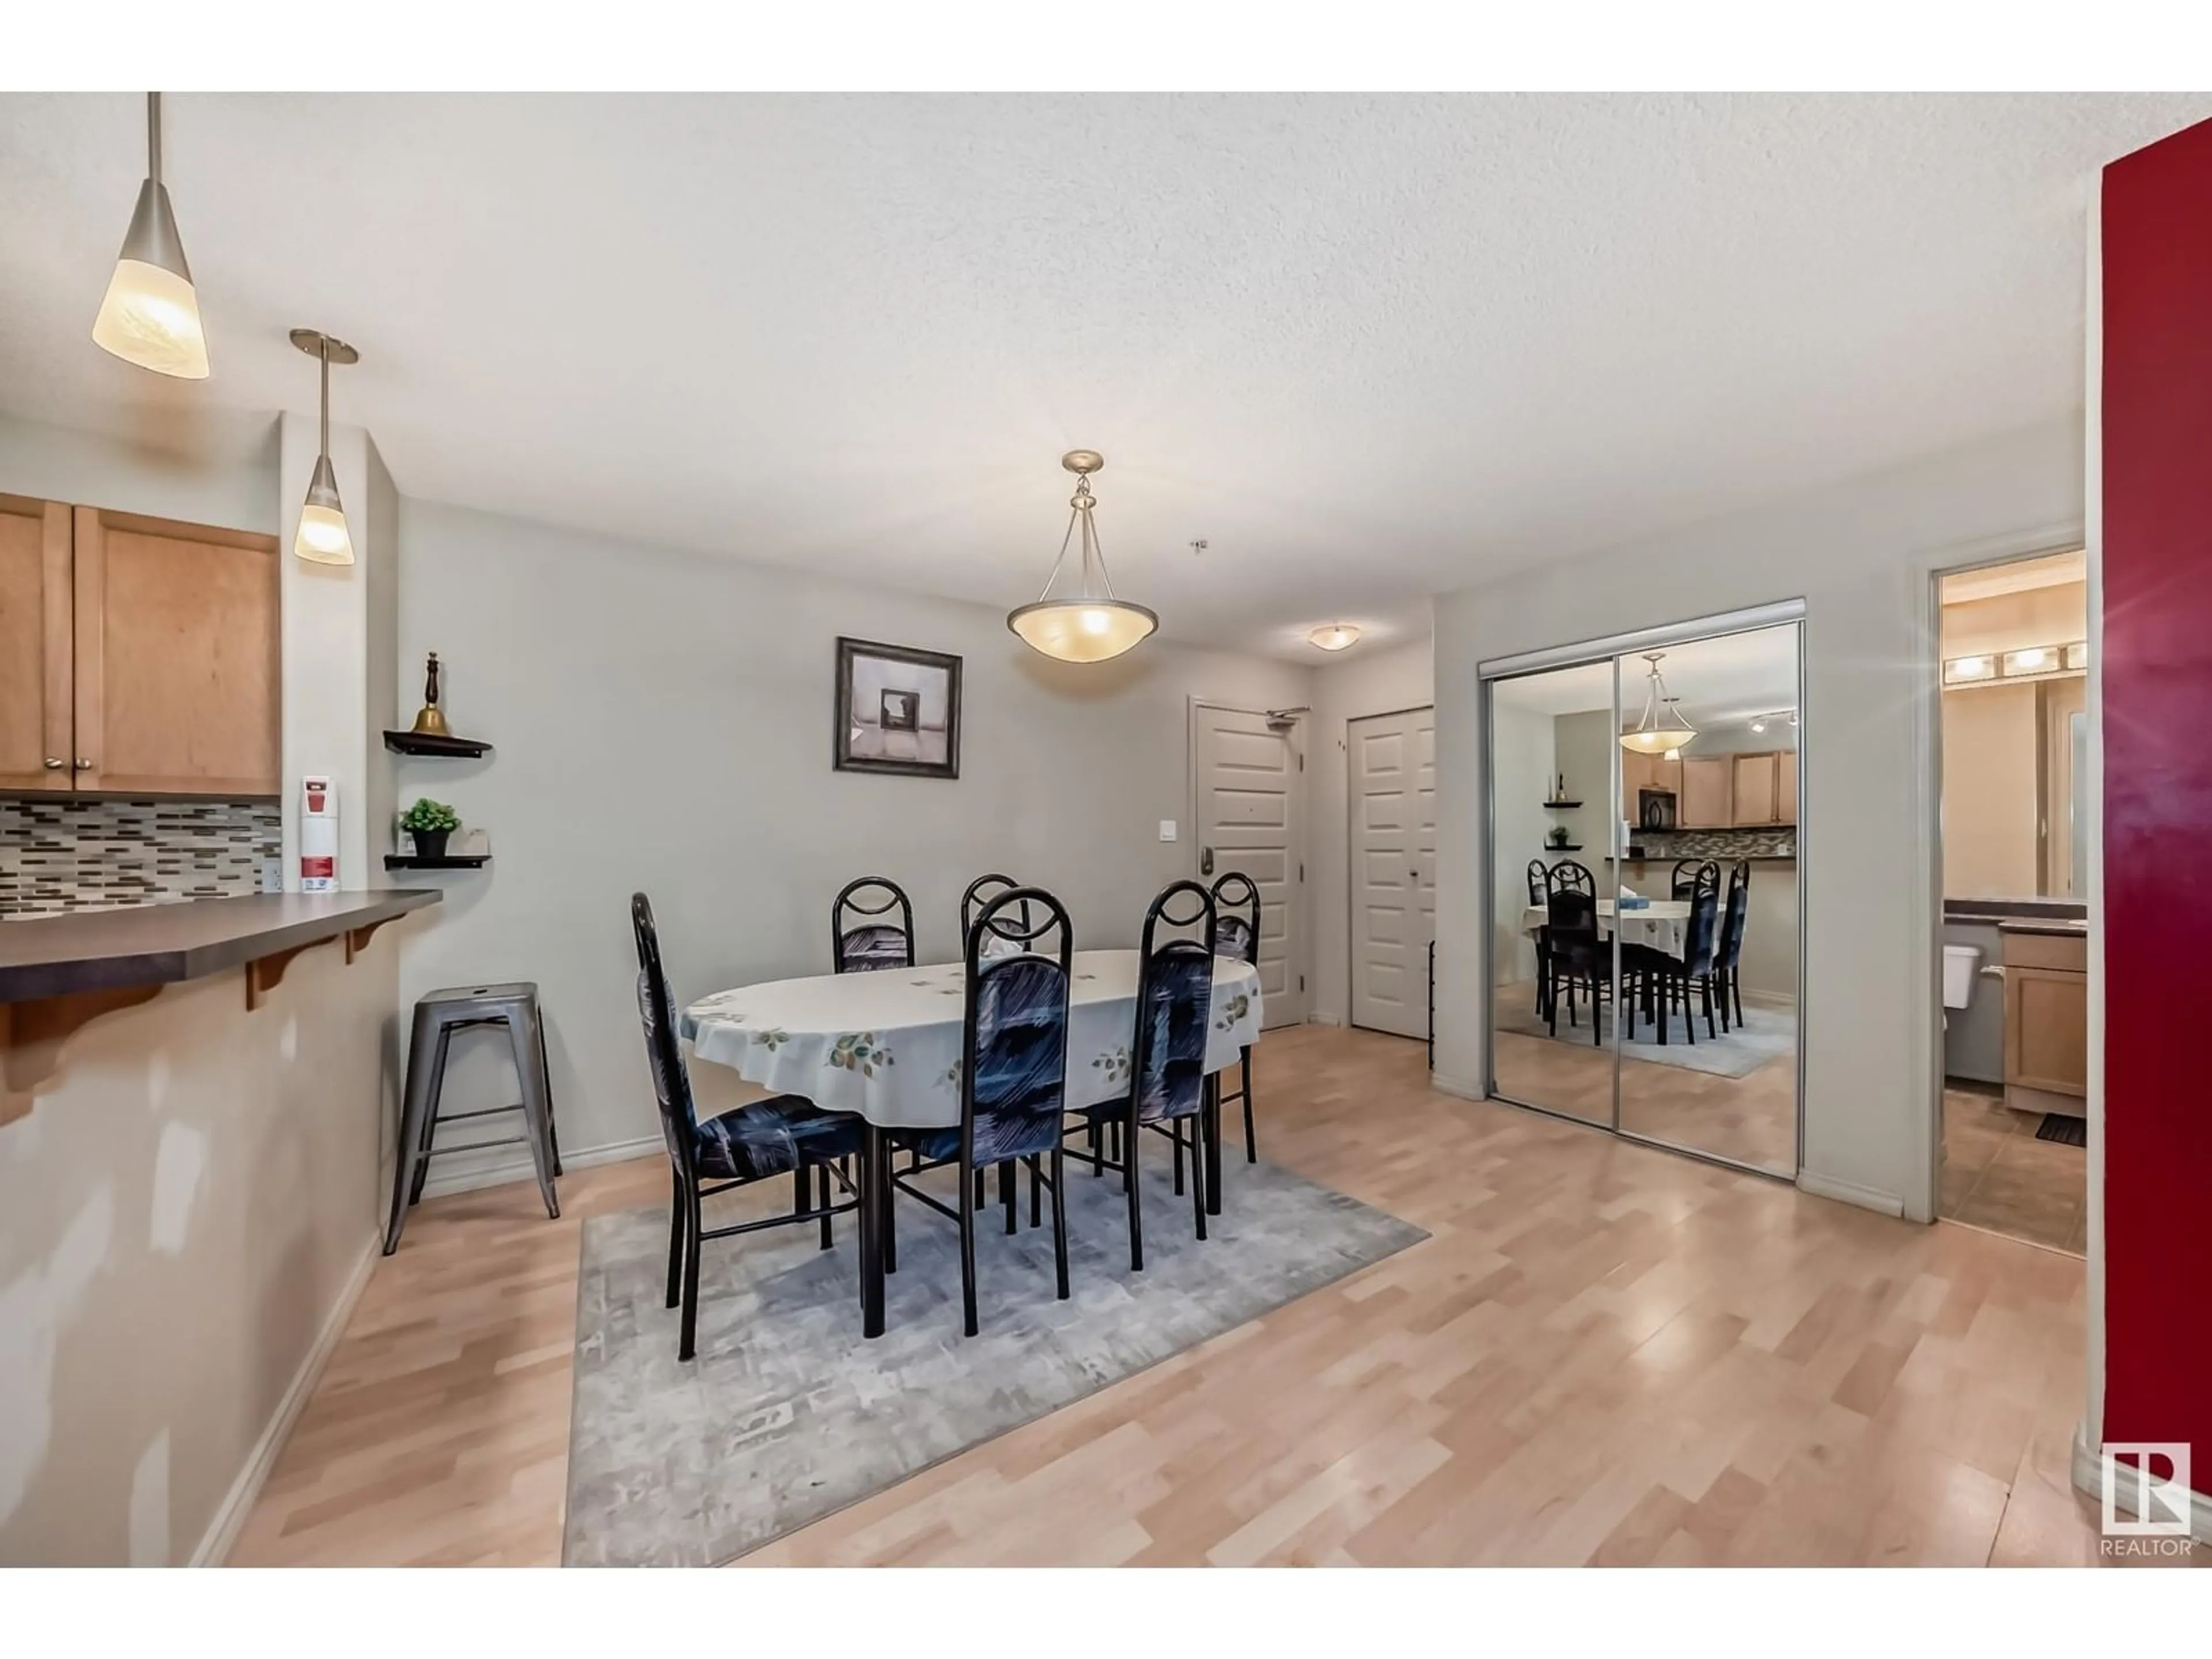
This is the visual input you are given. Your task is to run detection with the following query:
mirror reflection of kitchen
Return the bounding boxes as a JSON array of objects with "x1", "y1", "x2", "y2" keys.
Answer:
[
  {"x1": 1614, "y1": 625, "x2": 1801, "y2": 1177},
  {"x1": 1937, "y1": 549, "x2": 2089, "y2": 1253}
]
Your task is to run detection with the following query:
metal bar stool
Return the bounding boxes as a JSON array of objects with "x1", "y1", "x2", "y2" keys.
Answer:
[{"x1": 383, "y1": 982, "x2": 560, "y2": 1254}]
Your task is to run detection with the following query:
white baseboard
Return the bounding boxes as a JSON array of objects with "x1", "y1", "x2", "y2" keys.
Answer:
[
  {"x1": 191, "y1": 1229, "x2": 378, "y2": 1567},
  {"x1": 1305, "y1": 1011, "x2": 1344, "y2": 1027},
  {"x1": 417, "y1": 1132, "x2": 662, "y2": 1200},
  {"x1": 1429, "y1": 1071, "x2": 1486, "y2": 1103},
  {"x1": 1796, "y1": 1169, "x2": 1907, "y2": 1218},
  {"x1": 2071, "y1": 1422, "x2": 2212, "y2": 1546}
]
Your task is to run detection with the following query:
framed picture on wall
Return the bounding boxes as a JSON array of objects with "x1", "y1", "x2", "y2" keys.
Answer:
[{"x1": 834, "y1": 637, "x2": 963, "y2": 779}]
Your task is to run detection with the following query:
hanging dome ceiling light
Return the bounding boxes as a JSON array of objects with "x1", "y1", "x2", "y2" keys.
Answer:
[
  {"x1": 1619, "y1": 650, "x2": 1699, "y2": 755},
  {"x1": 1007, "y1": 450, "x2": 1158, "y2": 664},
  {"x1": 92, "y1": 92, "x2": 209, "y2": 379}
]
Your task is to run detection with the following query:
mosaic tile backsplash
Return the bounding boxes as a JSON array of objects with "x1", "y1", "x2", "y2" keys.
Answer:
[
  {"x1": 1, "y1": 797, "x2": 282, "y2": 916},
  {"x1": 1627, "y1": 827, "x2": 1797, "y2": 861}
]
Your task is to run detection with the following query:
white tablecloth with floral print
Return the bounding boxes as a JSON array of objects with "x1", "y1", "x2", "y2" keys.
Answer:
[
  {"x1": 1520, "y1": 899, "x2": 1692, "y2": 958},
  {"x1": 681, "y1": 948, "x2": 1263, "y2": 1131}
]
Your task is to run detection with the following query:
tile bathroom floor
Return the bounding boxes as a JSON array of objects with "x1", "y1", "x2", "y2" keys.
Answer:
[{"x1": 1940, "y1": 1085, "x2": 2086, "y2": 1255}]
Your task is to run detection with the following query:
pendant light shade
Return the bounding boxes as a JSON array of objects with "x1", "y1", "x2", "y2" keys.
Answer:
[
  {"x1": 1007, "y1": 450, "x2": 1158, "y2": 664},
  {"x1": 290, "y1": 329, "x2": 359, "y2": 567},
  {"x1": 1619, "y1": 651, "x2": 1698, "y2": 755},
  {"x1": 92, "y1": 94, "x2": 209, "y2": 379}
]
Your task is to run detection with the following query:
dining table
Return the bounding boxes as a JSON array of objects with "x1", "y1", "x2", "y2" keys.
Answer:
[
  {"x1": 1520, "y1": 897, "x2": 1692, "y2": 956},
  {"x1": 683, "y1": 947, "x2": 1264, "y2": 1337}
]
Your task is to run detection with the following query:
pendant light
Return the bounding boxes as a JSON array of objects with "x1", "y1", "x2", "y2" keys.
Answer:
[
  {"x1": 1308, "y1": 623, "x2": 1362, "y2": 652},
  {"x1": 1007, "y1": 450, "x2": 1158, "y2": 664},
  {"x1": 290, "y1": 328, "x2": 359, "y2": 566},
  {"x1": 92, "y1": 93, "x2": 209, "y2": 379},
  {"x1": 1619, "y1": 650, "x2": 1698, "y2": 755}
]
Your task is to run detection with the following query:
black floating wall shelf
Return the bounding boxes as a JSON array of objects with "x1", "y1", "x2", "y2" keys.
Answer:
[
  {"x1": 384, "y1": 854, "x2": 492, "y2": 870},
  {"x1": 383, "y1": 730, "x2": 493, "y2": 759},
  {"x1": 1542, "y1": 800, "x2": 1584, "y2": 809}
]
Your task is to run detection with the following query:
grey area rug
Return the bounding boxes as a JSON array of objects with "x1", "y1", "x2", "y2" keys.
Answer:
[
  {"x1": 565, "y1": 1154, "x2": 1427, "y2": 1567},
  {"x1": 1494, "y1": 995, "x2": 1796, "y2": 1079}
]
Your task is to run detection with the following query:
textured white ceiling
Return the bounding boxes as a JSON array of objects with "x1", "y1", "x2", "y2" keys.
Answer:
[{"x1": 2, "y1": 93, "x2": 2204, "y2": 660}]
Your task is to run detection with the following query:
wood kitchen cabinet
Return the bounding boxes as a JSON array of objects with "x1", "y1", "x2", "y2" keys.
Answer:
[
  {"x1": 0, "y1": 496, "x2": 72, "y2": 791},
  {"x1": 0, "y1": 499, "x2": 279, "y2": 797},
  {"x1": 1776, "y1": 750, "x2": 1798, "y2": 825},
  {"x1": 1730, "y1": 752, "x2": 1778, "y2": 825},
  {"x1": 1679, "y1": 756, "x2": 1731, "y2": 827}
]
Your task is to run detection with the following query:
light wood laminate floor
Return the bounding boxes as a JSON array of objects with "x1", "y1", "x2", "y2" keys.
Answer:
[{"x1": 232, "y1": 1025, "x2": 2141, "y2": 1567}]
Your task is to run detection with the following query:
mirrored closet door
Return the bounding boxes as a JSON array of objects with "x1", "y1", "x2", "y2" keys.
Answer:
[{"x1": 1483, "y1": 611, "x2": 1802, "y2": 1178}]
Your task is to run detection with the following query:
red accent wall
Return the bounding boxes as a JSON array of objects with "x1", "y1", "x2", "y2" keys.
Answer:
[{"x1": 2100, "y1": 116, "x2": 2212, "y2": 1469}]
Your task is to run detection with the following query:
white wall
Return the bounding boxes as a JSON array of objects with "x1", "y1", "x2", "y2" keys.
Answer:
[
  {"x1": 0, "y1": 414, "x2": 278, "y2": 537},
  {"x1": 1308, "y1": 635, "x2": 1433, "y2": 1026},
  {"x1": 1434, "y1": 419, "x2": 2085, "y2": 1219},
  {"x1": 1488, "y1": 701, "x2": 1554, "y2": 985},
  {"x1": 0, "y1": 937, "x2": 400, "y2": 1564},
  {"x1": 392, "y1": 498, "x2": 1316, "y2": 1176}
]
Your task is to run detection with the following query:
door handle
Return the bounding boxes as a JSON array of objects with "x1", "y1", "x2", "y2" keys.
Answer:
[
  {"x1": 74, "y1": 757, "x2": 94, "y2": 771},
  {"x1": 1200, "y1": 846, "x2": 1215, "y2": 877},
  {"x1": 44, "y1": 757, "x2": 64, "y2": 770}
]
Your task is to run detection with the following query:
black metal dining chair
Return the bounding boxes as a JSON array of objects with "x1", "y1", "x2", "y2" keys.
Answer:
[
  {"x1": 885, "y1": 885, "x2": 1074, "y2": 1336},
  {"x1": 832, "y1": 876, "x2": 915, "y2": 973},
  {"x1": 1210, "y1": 870, "x2": 1261, "y2": 1163},
  {"x1": 630, "y1": 893, "x2": 862, "y2": 1362},
  {"x1": 1075, "y1": 880, "x2": 1217, "y2": 1271},
  {"x1": 1543, "y1": 860, "x2": 1614, "y2": 1046},
  {"x1": 1670, "y1": 859, "x2": 1704, "y2": 900},
  {"x1": 961, "y1": 873, "x2": 1036, "y2": 961},
  {"x1": 1526, "y1": 859, "x2": 1554, "y2": 1018},
  {"x1": 1714, "y1": 860, "x2": 1752, "y2": 1032},
  {"x1": 1632, "y1": 861, "x2": 1722, "y2": 1044}
]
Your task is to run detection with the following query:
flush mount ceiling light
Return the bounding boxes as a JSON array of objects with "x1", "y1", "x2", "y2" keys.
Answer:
[
  {"x1": 92, "y1": 93, "x2": 209, "y2": 379},
  {"x1": 291, "y1": 328, "x2": 359, "y2": 566},
  {"x1": 1619, "y1": 652, "x2": 1698, "y2": 755},
  {"x1": 1308, "y1": 623, "x2": 1362, "y2": 653},
  {"x1": 1007, "y1": 450, "x2": 1158, "y2": 664}
]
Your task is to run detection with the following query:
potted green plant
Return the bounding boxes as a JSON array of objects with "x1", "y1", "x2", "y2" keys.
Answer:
[
  {"x1": 401, "y1": 798, "x2": 461, "y2": 861},
  {"x1": 1547, "y1": 824, "x2": 1571, "y2": 850}
]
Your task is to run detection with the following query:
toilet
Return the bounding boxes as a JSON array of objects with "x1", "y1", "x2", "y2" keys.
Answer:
[{"x1": 1942, "y1": 944, "x2": 1982, "y2": 1018}]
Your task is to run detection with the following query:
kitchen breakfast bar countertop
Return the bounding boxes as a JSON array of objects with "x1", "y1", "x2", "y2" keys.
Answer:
[{"x1": 0, "y1": 891, "x2": 441, "y2": 1003}]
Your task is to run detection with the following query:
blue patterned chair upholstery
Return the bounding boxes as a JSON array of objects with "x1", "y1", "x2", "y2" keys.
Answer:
[
  {"x1": 888, "y1": 884, "x2": 1074, "y2": 1336},
  {"x1": 836, "y1": 922, "x2": 911, "y2": 972},
  {"x1": 632, "y1": 892, "x2": 861, "y2": 1361},
  {"x1": 1077, "y1": 879, "x2": 1218, "y2": 1272}
]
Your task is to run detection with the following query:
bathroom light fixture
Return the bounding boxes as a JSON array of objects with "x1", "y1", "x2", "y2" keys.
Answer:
[
  {"x1": 2008, "y1": 646, "x2": 2049, "y2": 672},
  {"x1": 1619, "y1": 652, "x2": 1698, "y2": 755},
  {"x1": 1308, "y1": 623, "x2": 1362, "y2": 652},
  {"x1": 1006, "y1": 450, "x2": 1158, "y2": 663},
  {"x1": 290, "y1": 328, "x2": 359, "y2": 566},
  {"x1": 92, "y1": 93, "x2": 209, "y2": 378},
  {"x1": 1943, "y1": 654, "x2": 1995, "y2": 685}
]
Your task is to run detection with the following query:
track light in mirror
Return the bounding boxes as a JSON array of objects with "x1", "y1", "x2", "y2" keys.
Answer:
[
  {"x1": 291, "y1": 328, "x2": 359, "y2": 566},
  {"x1": 1007, "y1": 451, "x2": 1158, "y2": 663},
  {"x1": 93, "y1": 93, "x2": 209, "y2": 378}
]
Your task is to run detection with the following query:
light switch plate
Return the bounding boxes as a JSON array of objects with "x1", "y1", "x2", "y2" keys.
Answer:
[{"x1": 1158, "y1": 820, "x2": 1177, "y2": 842}]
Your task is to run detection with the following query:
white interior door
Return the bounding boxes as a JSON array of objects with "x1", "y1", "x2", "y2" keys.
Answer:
[
  {"x1": 1194, "y1": 703, "x2": 1306, "y2": 1027},
  {"x1": 1349, "y1": 706, "x2": 1436, "y2": 1039}
]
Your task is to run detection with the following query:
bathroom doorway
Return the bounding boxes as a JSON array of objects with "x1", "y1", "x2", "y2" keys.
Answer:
[{"x1": 1932, "y1": 547, "x2": 2089, "y2": 1253}]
